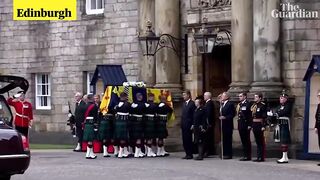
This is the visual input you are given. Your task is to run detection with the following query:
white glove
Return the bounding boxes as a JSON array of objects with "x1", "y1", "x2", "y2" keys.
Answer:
[
  {"x1": 118, "y1": 102, "x2": 124, "y2": 107},
  {"x1": 159, "y1": 103, "x2": 165, "y2": 107},
  {"x1": 267, "y1": 111, "x2": 273, "y2": 116},
  {"x1": 145, "y1": 103, "x2": 150, "y2": 107},
  {"x1": 68, "y1": 113, "x2": 73, "y2": 118},
  {"x1": 131, "y1": 103, "x2": 138, "y2": 108}
]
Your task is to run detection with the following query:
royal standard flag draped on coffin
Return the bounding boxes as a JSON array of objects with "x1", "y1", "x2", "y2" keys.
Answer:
[{"x1": 100, "y1": 86, "x2": 175, "y2": 127}]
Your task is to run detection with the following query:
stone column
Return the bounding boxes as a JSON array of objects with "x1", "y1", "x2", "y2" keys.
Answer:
[
  {"x1": 228, "y1": 0, "x2": 253, "y2": 95},
  {"x1": 138, "y1": 0, "x2": 156, "y2": 87},
  {"x1": 154, "y1": 0, "x2": 182, "y2": 93},
  {"x1": 250, "y1": 0, "x2": 283, "y2": 97}
]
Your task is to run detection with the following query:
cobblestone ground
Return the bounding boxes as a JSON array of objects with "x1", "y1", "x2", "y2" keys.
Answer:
[{"x1": 12, "y1": 150, "x2": 320, "y2": 180}]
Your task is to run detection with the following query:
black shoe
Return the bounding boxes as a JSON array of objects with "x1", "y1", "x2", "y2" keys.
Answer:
[
  {"x1": 253, "y1": 158, "x2": 264, "y2": 162},
  {"x1": 223, "y1": 156, "x2": 232, "y2": 159},
  {"x1": 182, "y1": 155, "x2": 193, "y2": 160},
  {"x1": 317, "y1": 163, "x2": 320, "y2": 166},
  {"x1": 239, "y1": 157, "x2": 251, "y2": 161},
  {"x1": 194, "y1": 156, "x2": 203, "y2": 160},
  {"x1": 73, "y1": 149, "x2": 82, "y2": 152}
]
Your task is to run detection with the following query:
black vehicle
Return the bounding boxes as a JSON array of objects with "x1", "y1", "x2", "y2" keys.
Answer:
[{"x1": 0, "y1": 76, "x2": 30, "y2": 180}]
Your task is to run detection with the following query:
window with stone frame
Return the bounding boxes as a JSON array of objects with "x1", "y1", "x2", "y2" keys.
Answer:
[
  {"x1": 35, "y1": 74, "x2": 51, "y2": 110},
  {"x1": 86, "y1": 0, "x2": 104, "y2": 15},
  {"x1": 87, "y1": 72, "x2": 94, "y2": 94}
]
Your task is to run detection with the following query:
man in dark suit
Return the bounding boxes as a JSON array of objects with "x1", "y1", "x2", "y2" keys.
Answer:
[
  {"x1": 314, "y1": 92, "x2": 320, "y2": 166},
  {"x1": 181, "y1": 90, "x2": 196, "y2": 159},
  {"x1": 203, "y1": 92, "x2": 215, "y2": 157},
  {"x1": 73, "y1": 92, "x2": 87, "y2": 152},
  {"x1": 219, "y1": 92, "x2": 235, "y2": 159}
]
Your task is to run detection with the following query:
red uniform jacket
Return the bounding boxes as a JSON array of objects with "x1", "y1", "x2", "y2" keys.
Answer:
[{"x1": 7, "y1": 98, "x2": 33, "y2": 127}]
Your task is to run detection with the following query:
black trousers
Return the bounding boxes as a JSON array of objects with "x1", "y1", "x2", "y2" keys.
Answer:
[
  {"x1": 318, "y1": 128, "x2": 320, "y2": 148},
  {"x1": 76, "y1": 125, "x2": 83, "y2": 144},
  {"x1": 15, "y1": 126, "x2": 29, "y2": 138},
  {"x1": 238, "y1": 121, "x2": 251, "y2": 158},
  {"x1": 252, "y1": 122, "x2": 265, "y2": 160},
  {"x1": 221, "y1": 120, "x2": 233, "y2": 157},
  {"x1": 182, "y1": 125, "x2": 193, "y2": 157},
  {"x1": 204, "y1": 126, "x2": 215, "y2": 155}
]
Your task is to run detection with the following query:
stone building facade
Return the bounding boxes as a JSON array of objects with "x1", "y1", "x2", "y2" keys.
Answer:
[{"x1": 0, "y1": 0, "x2": 320, "y2": 153}]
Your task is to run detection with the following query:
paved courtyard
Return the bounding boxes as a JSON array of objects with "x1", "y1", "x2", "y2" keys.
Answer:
[{"x1": 12, "y1": 150, "x2": 320, "y2": 180}]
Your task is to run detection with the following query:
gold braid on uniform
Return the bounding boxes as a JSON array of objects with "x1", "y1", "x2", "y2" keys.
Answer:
[
  {"x1": 251, "y1": 103, "x2": 257, "y2": 118},
  {"x1": 236, "y1": 103, "x2": 240, "y2": 115}
]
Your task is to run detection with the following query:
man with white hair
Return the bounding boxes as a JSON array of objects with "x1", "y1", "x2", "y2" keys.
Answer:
[
  {"x1": 73, "y1": 92, "x2": 87, "y2": 152},
  {"x1": 203, "y1": 92, "x2": 215, "y2": 157}
]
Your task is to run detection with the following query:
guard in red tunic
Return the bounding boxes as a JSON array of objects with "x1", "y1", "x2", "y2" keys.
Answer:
[{"x1": 7, "y1": 91, "x2": 33, "y2": 138}]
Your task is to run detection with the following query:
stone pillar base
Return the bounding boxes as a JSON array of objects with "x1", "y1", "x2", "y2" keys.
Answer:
[{"x1": 250, "y1": 81, "x2": 284, "y2": 99}]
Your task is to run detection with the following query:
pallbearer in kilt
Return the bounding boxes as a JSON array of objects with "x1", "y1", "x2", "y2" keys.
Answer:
[
  {"x1": 156, "y1": 95, "x2": 173, "y2": 157},
  {"x1": 98, "y1": 106, "x2": 115, "y2": 158},
  {"x1": 314, "y1": 92, "x2": 320, "y2": 166},
  {"x1": 130, "y1": 93, "x2": 146, "y2": 158},
  {"x1": 114, "y1": 92, "x2": 131, "y2": 158},
  {"x1": 236, "y1": 92, "x2": 252, "y2": 161},
  {"x1": 273, "y1": 93, "x2": 292, "y2": 163},
  {"x1": 144, "y1": 93, "x2": 157, "y2": 157},
  {"x1": 251, "y1": 93, "x2": 267, "y2": 162},
  {"x1": 83, "y1": 94, "x2": 99, "y2": 159}
]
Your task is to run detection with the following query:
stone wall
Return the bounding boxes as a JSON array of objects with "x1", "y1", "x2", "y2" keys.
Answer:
[
  {"x1": 281, "y1": 0, "x2": 320, "y2": 143},
  {"x1": 0, "y1": 0, "x2": 140, "y2": 132}
]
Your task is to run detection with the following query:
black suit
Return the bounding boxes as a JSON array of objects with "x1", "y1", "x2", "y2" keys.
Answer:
[
  {"x1": 220, "y1": 100, "x2": 235, "y2": 158},
  {"x1": 181, "y1": 99, "x2": 196, "y2": 157},
  {"x1": 74, "y1": 100, "x2": 87, "y2": 143},
  {"x1": 204, "y1": 99, "x2": 215, "y2": 155},
  {"x1": 315, "y1": 104, "x2": 320, "y2": 148}
]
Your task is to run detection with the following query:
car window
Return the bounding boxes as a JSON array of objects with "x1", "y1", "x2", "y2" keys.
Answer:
[{"x1": 0, "y1": 98, "x2": 12, "y2": 126}]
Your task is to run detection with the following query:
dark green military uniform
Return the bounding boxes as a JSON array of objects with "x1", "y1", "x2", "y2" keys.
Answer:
[
  {"x1": 144, "y1": 101, "x2": 157, "y2": 139},
  {"x1": 129, "y1": 101, "x2": 145, "y2": 140},
  {"x1": 98, "y1": 108, "x2": 114, "y2": 141},
  {"x1": 83, "y1": 102, "x2": 99, "y2": 142},
  {"x1": 114, "y1": 101, "x2": 130, "y2": 140},
  {"x1": 156, "y1": 102, "x2": 173, "y2": 139},
  {"x1": 275, "y1": 102, "x2": 292, "y2": 144}
]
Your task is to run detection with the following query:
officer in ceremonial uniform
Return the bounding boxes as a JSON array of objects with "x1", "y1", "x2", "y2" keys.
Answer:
[
  {"x1": 156, "y1": 95, "x2": 173, "y2": 157},
  {"x1": 83, "y1": 94, "x2": 99, "y2": 159},
  {"x1": 144, "y1": 93, "x2": 157, "y2": 157},
  {"x1": 98, "y1": 104, "x2": 115, "y2": 158},
  {"x1": 236, "y1": 92, "x2": 252, "y2": 161},
  {"x1": 114, "y1": 92, "x2": 131, "y2": 158},
  {"x1": 269, "y1": 93, "x2": 292, "y2": 163},
  {"x1": 251, "y1": 93, "x2": 267, "y2": 162},
  {"x1": 7, "y1": 91, "x2": 33, "y2": 138},
  {"x1": 130, "y1": 93, "x2": 146, "y2": 158},
  {"x1": 192, "y1": 96, "x2": 207, "y2": 160},
  {"x1": 314, "y1": 92, "x2": 320, "y2": 166}
]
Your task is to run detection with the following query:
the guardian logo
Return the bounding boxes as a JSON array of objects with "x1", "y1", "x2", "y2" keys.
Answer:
[{"x1": 271, "y1": 2, "x2": 319, "y2": 19}]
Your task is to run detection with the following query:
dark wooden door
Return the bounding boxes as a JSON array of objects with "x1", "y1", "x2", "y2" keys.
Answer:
[{"x1": 203, "y1": 45, "x2": 231, "y2": 146}]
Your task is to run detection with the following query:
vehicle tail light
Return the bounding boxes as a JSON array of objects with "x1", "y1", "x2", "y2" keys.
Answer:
[{"x1": 21, "y1": 135, "x2": 30, "y2": 151}]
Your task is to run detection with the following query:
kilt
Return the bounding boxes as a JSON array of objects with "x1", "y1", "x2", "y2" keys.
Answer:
[
  {"x1": 98, "y1": 115, "x2": 114, "y2": 141},
  {"x1": 157, "y1": 115, "x2": 168, "y2": 139},
  {"x1": 83, "y1": 123, "x2": 95, "y2": 142},
  {"x1": 275, "y1": 118, "x2": 291, "y2": 144},
  {"x1": 114, "y1": 114, "x2": 129, "y2": 140},
  {"x1": 129, "y1": 115, "x2": 144, "y2": 140},
  {"x1": 144, "y1": 115, "x2": 156, "y2": 139}
]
